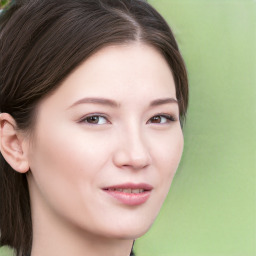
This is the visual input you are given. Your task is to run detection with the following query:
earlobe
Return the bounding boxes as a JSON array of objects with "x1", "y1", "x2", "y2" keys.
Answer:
[{"x1": 0, "y1": 113, "x2": 30, "y2": 173}]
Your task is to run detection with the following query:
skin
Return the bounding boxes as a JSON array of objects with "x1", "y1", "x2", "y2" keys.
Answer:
[{"x1": 0, "y1": 43, "x2": 184, "y2": 256}]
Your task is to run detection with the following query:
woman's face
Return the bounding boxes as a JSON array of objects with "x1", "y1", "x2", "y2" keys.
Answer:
[{"x1": 27, "y1": 43, "x2": 184, "y2": 239}]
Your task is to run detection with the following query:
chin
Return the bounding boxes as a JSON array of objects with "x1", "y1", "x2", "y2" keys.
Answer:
[{"x1": 100, "y1": 220, "x2": 154, "y2": 240}]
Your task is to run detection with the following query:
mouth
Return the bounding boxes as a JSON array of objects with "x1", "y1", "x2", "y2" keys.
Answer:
[
  {"x1": 105, "y1": 188, "x2": 146, "y2": 193},
  {"x1": 102, "y1": 183, "x2": 153, "y2": 206}
]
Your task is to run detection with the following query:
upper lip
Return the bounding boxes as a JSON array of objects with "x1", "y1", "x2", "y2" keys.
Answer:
[{"x1": 103, "y1": 183, "x2": 153, "y2": 191}]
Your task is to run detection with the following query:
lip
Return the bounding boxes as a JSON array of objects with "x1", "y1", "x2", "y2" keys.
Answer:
[{"x1": 102, "y1": 183, "x2": 153, "y2": 206}]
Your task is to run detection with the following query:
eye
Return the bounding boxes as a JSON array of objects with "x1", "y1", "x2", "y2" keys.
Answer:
[
  {"x1": 147, "y1": 114, "x2": 176, "y2": 124},
  {"x1": 80, "y1": 115, "x2": 109, "y2": 125}
]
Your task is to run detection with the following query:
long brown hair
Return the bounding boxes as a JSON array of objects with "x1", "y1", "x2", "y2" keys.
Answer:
[{"x1": 0, "y1": 0, "x2": 188, "y2": 255}]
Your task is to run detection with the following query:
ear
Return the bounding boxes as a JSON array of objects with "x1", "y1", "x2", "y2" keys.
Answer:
[{"x1": 0, "y1": 113, "x2": 30, "y2": 173}]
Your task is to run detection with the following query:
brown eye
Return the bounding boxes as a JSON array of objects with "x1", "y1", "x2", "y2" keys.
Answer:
[
  {"x1": 151, "y1": 116, "x2": 162, "y2": 123},
  {"x1": 87, "y1": 116, "x2": 100, "y2": 124},
  {"x1": 148, "y1": 114, "x2": 176, "y2": 124},
  {"x1": 81, "y1": 115, "x2": 109, "y2": 125}
]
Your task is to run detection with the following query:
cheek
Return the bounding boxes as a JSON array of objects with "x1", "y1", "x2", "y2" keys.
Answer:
[
  {"x1": 30, "y1": 120, "x2": 107, "y2": 175},
  {"x1": 27, "y1": 123, "x2": 106, "y2": 214},
  {"x1": 151, "y1": 127, "x2": 184, "y2": 201}
]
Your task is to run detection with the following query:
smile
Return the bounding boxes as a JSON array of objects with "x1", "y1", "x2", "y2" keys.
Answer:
[
  {"x1": 106, "y1": 188, "x2": 145, "y2": 193},
  {"x1": 102, "y1": 183, "x2": 153, "y2": 206}
]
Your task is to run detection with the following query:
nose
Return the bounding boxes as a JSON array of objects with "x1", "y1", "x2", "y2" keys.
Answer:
[{"x1": 112, "y1": 126, "x2": 151, "y2": 170}]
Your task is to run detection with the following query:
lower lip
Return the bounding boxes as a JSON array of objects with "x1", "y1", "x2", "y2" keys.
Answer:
[{"x1": 103, "y1": 190, "x2": 151, "y2": 206}]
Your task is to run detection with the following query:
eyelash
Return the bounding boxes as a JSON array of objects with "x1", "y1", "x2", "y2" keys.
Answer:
[
  {"x1": 147, "y1": 114, "x2": 176, "y2": 124},
  {"x1": 79, "y1": 114, "x2": 110, "y2": 125},
  {"x1": 79, "y1": 113, "x2": 177, "y2": 125}
]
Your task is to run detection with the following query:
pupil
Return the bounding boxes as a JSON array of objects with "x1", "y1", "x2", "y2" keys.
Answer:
[
  {"x1": 152, "y1": 116, "x2": 161, "y2": 123},
  {"x1": 89, "y1": 116, "x2": 99, "y2": 123}
]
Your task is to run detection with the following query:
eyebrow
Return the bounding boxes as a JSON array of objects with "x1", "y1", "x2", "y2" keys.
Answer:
[
  {"x1": 149, "y1": 98, "x2": 179, "y2": 107},
  {"x1": 68, "y1": 97, "x2": 178, "y2": 109},
  {"x1": 68, "y1": 97, "x2": 119, "y2": 109}
]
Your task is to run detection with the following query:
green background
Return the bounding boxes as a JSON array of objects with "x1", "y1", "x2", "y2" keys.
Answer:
[
  {"x1": 0, "y1": 0, "x2": 255, "y2": 255},
  {"x1": 134, "y1": 0, "x2": 256, "y2": 256}
]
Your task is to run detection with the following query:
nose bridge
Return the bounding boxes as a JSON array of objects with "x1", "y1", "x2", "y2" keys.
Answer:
[
  {"x1": 127, "y1": 122, "x2": 148, "y2": 158},
  {"x1": 113, "y1": 120, "x2": 151, "y2": 169}
]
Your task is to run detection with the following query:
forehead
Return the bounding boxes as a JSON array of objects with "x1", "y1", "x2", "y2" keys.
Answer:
[{"x1": 40, "y1": 43, "x2": 176, "y2": 109}]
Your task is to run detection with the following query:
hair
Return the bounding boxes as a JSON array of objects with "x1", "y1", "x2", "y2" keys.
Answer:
[{"x1": 0, "y1": 0, "x2": 188, "y2": 255}]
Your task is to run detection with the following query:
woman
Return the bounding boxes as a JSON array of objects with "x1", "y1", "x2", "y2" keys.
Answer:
[{"x1": 0, "y1": 0, "x2": 188, "y2": 255}]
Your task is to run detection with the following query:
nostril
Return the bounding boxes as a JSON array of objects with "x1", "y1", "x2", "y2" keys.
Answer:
[
  {"x1": 112, "y1": 150, "x2": 150, "y2": 170},
  {"x1": 122, "y1": 159, "x2": 149, "y2": 170}
]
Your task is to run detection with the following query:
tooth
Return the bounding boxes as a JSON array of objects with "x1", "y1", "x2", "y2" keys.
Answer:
[
  {"x1": 116, "y1": 188, "x2": 123, "y2": 192},
  {"x1": 139, "y1": 189, "x2": 144, "y2": 193},
  {"x1": 132, "y1": 189, "x2": 140, "y2": 194},
  {"x1": 123, "y1": 189, "x2": 131, "y2": 193}
]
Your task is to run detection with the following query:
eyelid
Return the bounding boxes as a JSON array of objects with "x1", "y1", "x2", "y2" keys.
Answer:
[
  {"x1": 78, "y1": 113, "x2": 111, "y2": 125},
  {"x1": 147, "y1": 113, "x2": 178, "y2": 124},
  {"x1": 77, "y1": 112, "x2": 178, "y2": 125}
]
